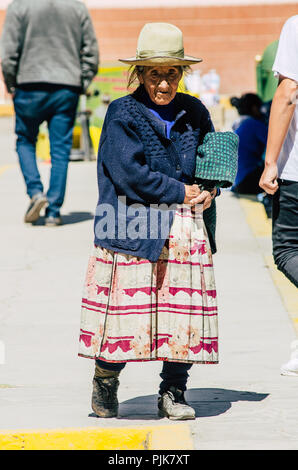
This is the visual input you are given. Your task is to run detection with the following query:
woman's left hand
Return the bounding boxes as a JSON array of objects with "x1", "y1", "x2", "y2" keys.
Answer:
[{"x1": 191, "y1": 188, "x2": 216, "y2": 211}]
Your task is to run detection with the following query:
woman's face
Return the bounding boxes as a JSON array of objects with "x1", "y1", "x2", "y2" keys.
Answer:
[{"x1": 139, "y1": 66, "x2": 182, "y2": 105}]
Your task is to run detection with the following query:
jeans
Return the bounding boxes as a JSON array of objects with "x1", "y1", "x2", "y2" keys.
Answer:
[
  {"x1": 14, "y1": 87, "x2": 79, "y2": 217},
  {"x1": 272, "y1": 179, "x2": 298, "y2": 288},
  {"x1": 95, "y1": 359, "x2": 193, "y2": 395}
]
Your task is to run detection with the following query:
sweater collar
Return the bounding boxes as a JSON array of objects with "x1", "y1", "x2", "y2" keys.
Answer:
[{"x1": 132, "y1": 85, "x2": 186, "y2": 138}]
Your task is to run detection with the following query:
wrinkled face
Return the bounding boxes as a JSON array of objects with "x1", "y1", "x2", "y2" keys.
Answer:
[{"x1": 139, "y1": 66, "x2": 182, "y2": 105}]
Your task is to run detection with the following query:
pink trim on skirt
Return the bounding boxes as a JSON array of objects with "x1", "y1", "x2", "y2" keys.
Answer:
[{"x1": 78, "y1": 205, "x2": 218, "y2": 364}]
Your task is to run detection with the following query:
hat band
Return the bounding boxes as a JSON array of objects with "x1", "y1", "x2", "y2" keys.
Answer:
[{"x1": 136, "y1": 48, "x2": 185, "y2": 59}]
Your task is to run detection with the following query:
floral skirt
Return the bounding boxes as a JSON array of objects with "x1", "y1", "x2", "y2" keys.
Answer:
[{"x1": 78, "y1": 205, "x2": 218, "y2": 364}]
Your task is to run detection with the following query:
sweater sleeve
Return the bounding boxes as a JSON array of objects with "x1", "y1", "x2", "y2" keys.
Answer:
[
  {"x1": 100, "y1": 117, "x2": 185, "y2": 206},
  {"x1": 79, "y1": 5, "x2": 99, "y2": 92},
  {"x1": 0, "y1": 3, "x2": 24, "y2": 93}
]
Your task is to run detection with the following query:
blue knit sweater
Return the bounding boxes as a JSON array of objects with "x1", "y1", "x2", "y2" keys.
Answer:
[{"x1": 94, "y1": 85, "x2": 216, "y2": 262}]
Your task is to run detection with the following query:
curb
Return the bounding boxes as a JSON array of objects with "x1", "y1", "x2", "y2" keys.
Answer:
[
  {"x1": 238, "y1": 196, "x2": 298, "y2": 335},
  {"x1": 0, "y1": 423, "x2": 194, "y2": 450}
]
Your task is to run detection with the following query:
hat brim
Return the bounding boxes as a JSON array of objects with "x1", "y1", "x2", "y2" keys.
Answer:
[{"x1": 118, "y1": 55, "x2": 202, "y2": 66}]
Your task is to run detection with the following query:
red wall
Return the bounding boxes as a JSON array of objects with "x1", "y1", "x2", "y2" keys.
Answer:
[
  {"x1": 0, "y1": 3, "x2": 296, "y2": 94},
  {"x1": 88, "y1": 3, "x2": 297, "y2": 94}
]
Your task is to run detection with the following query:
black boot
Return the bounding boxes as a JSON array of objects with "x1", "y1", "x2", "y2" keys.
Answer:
[
  {"x1": 91, "y1": 365, "x2": 120, "y2": 418},
  {"x1": 158, "y1": 386, "x2": 195, "y2": 420}
]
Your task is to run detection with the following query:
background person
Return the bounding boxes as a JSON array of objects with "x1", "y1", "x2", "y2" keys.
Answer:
[
  {"x1": 78, "y1": 22, "x2": 219, "y2": 421},
  {"x1": 259, "y1": 16, "x2": 298, "y2": 375},
  {"x1": 230, "y1": 93, "x2": 268, "y2": 195},
  {"x1": 0, "y1": 0, "x2": 99, "y2": 226}
]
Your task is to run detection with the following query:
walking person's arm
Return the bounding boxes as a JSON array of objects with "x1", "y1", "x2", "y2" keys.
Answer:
[
  {"x1": 0, "y1": 3, "x2": 24, "y2": 94},
  {"x1": 80, "y1": 7, "x2": 100, "y2": 93},
  {"x1": 259, "y1": 77, "x2": 297, "y2": 194}
]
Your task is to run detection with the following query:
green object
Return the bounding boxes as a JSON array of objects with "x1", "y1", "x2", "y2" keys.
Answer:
[
  {"x1": 203, "y1": 199, "x2": 217, "y2": 255},
  {"x1": 195, "y1": 131, "x2": 239, "y2": 188},
  {"x1": 256, "y1": 40, "x2": 279, "y2": 102}
]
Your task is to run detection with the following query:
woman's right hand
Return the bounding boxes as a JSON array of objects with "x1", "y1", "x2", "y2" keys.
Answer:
[
  {"x1": 184, "y1": 184, "x2": 213, "y2": 211},
  {"x1": 184, "y1": 184, "x2": 200, "y2": 204}
]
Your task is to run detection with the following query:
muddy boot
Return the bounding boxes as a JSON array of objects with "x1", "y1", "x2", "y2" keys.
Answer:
[
  {"x1": 91, "y1": 365, "x2": 120, "y2": 418},
  {"x1": 158, "y1": 386, "x2": 195, "y2": 420}
]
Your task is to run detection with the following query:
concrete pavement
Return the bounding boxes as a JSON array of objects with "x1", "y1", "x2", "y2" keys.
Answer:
[{"x1": 0, "y1": 117, "x2": 297, "y2": 450}]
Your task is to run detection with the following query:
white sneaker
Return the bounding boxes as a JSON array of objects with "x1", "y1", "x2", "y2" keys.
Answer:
[
  {"x1": 158, "y1": 386, "x2": 195, "y2": 420},
  {"x1": 24, "y1": 193, "x2": 48, "y2": 223},
  {"x1": 280, "y1": 340, "x2": 298, "y2": 376}
]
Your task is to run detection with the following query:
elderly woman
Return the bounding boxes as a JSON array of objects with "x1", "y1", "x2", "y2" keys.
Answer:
[{"x1": 79, "y1": 23, "x2": 218, "y2": 420}]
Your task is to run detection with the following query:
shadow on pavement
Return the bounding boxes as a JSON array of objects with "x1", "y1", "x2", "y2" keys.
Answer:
[
  {"x1": 89, "y1": 388, "x2": 269, "y2": 421},
  {"x1": 186, "y1": 388, "x2": 269, "y2": 418},
  {"x1": 33, "y1": 211, "x2": 94, "y2": 226},
  {"x1": 231, "y1": 193, "x2": 258, "y2": 202},
  {"x1": 231, "y1": 192, "x2": 272, "y2": 218}
]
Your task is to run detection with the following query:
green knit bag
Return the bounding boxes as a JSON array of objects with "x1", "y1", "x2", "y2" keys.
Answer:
[{"x1": 195, "y1": 131, "x2": 239, "y2": 189}]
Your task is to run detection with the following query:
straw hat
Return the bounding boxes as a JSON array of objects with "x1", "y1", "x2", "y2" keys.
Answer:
[{"x1": 119, "y1": 22, "x2": 202, "y2": 66}]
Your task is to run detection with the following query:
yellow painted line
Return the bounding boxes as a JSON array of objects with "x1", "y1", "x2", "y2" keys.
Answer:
[
  {"x1": 0, "y1": 424, "x2": 193, "y2": 450},
  {"x1": 147, "y1": 423, "x2": 193, "y2": 450},
  {"x1": 0, "y1": 104, "x2": 14, "y2": 116},
  {"x1": 238, "y1": 197, "x2": 271, "y2": 237},
  {"x1": 239, "y1": 196, "x2": 298, "y2": 334},
  {"x1": 0, "y1": 164, "x2": 15, "y2": 176}
]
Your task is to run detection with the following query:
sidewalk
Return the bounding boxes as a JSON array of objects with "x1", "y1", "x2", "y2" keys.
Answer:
[{"x1": 0, "y1": 117, "x2": 297, "y2": 450}]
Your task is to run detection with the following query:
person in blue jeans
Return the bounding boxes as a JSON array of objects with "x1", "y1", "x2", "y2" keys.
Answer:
[
  {"x1": 13, "y1": 85, "x2": 80, "y2": 225},
  {"x1": 0, "y1": 0, "x2": 99, "y2": 226}
]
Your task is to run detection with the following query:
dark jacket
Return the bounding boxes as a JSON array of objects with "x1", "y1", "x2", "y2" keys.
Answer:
[
  {"x1": 94, "y1": 85, "x2": 216, "y2": 262},
  {"x1": 0, "y1": 0, "x2": 99, "y2": 93}
]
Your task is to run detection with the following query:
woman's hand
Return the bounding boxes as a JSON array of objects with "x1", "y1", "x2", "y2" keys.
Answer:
[
  {"x1": 183, "y1": 184, "x2": 200, "y2": 204},
  {"x1": 184, "y1": 185, "x2": 216, "y2": 211}
]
